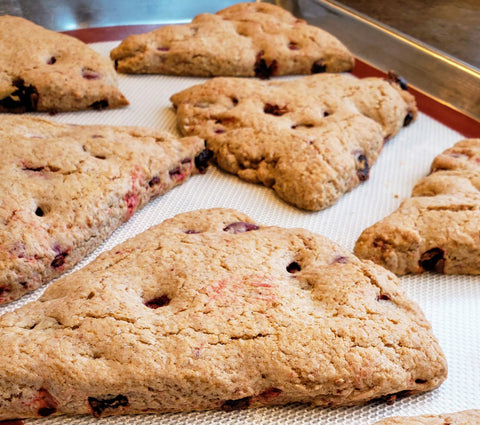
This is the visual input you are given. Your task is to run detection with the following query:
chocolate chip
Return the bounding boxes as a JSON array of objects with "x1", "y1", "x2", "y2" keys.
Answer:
[
  {"x1": 254, "y1": 51, "x2": 278, "y2": 79},
  {"x1": 89, "y1": 100, "x2": 109, "y2": 110},
  {"x1": 355, "y1": 154, "x2": 370, "y2": 181},
  {"x1": 419, "y1": 248, "x2": 445, "y2": 272},
  {"x1": 223, "y1": 222, "x2": 260, "y2": 234},
  {"x1": 148, "y1": 176, "x2": 160, "y2": 187},
  {"x1": 0, "y1": 78, "x2": 39, "y2": 112},
  {"x1": 221, "y1": 397, "x2": 251, "y2": 412},
  {"x1": 157, "y1": 46, "x2": 170, "y2": 51},
  {"x1": 35, "y1": 207, "x2": 44, "y2": 217},
  {"x1": 311, "y1": 60, "x2": 326, "y2": 74},
  {"x1": 169, "y1": 167, "x2": 182, "y2": 178},
  {"x1": 88, "y1": 395, "x2": 129, "y2": 418},
  {"x1": 144, "y1": 295, "x2": 171, "y2": 309},
  {"x1": 23, "y1": 166, "x2": 44, "y2": 172},
  {"x1": 286, "y1": 261, "x2": 301, "y2": 273},
  {"x1": 377, "y1": 294, "x2": 391, "y2": 301},
  {"x1": 264, "y1": 103, "x2": 288, "y2": 116},
  {"x1": 388, "y1": 70, "x2": 408, "y2": 90},
  {"x1": 194, "y1": 149, "x2": 213, "y2": 174},
  {"x1": 34, "y1": 389, "x2": 58, "y2": 417},
  {"x1": 51, "y1": 252, "x2": 67, "y2": 268},
  {"x1": 403, "y1": 110, "x2": 414, "y2": 127},
  {"x1": 214, "y1": 128, "x2": 226, "y2": 134},
  {"x1": 47, "y1": 56, "x2": 56, "y2": 65},
  {"x1": 38, "y1": 407, "x2": 57, "y2": 417},
  {"x1": 415, "y1": 378, "x2": 428, "y2": 384}
]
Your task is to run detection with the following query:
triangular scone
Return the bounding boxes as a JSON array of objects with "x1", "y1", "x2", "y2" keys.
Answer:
[
  {"x1": 171, "y1": 73, "x2": 417, "y2": 210},
  {"x1": 0, "y1": 15, "x2": 128, "y2": 113},
  {"x1": 372, "y1": 410, "x2": 480, "y2": 425},
  {"x1": 0, "y1": 115, "x2": 210, "y2": 304},
  {"x1": 0, "y1": 208, "x2": 447, "y2": 420},
  {"x1": 110, "y1": 2, "x2": 354, "y2": 78},
  {"x1": 355, "y1": 139, "x2": 480, "y2": 275}
]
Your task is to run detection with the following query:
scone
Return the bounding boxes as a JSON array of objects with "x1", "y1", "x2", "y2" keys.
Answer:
[
  {"x1": 171, "y1": 73, "x2": 417, "y2": 210},
  {"x1": 0, "y1": 208, "x2": 447, "y2": 420},
  {"x1": 110, "y1": 2, "x2": 354, "y2": 77},
  {"x1": 0, "y1": 115, "x2": 210, "y2": 304},
  {"x1": 355, "y1": 139, "x2": 480, "y2": 275},
  {"x1": 0, "y1": 15, "x2": 128, "y2": 113},
  {"x1": 372, "y1": 410, "x2": 480, "y2": 424}
]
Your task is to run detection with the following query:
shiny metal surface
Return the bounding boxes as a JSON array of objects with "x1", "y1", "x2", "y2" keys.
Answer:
[
  {"x1": 0, "y1": 0, "x2": 251, "y2": 30},
  {"x1": 294, "y1": 0, "x2": 480, "y2": 121}
]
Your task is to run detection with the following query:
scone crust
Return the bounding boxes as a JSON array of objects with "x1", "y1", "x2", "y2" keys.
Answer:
[
  {"x1": 0, "y1": 15, "x2": 128, "y2": 113},
  {"x1": 372, "y1": 409, "x2": 480, "y2": 425},
  {"x1": 0, "y1": 208, "x2": 446, "y2": 419},
  {"x1": 354, "y1": 138, "x2": 480, "y2": 275},
  {"x1": 171, "y1": 73, "x2": 417, "y2": 210},
  {"x1": 0, "y1": 115, "x2": 207, "y2": 303},
  {"x1": 110, "y1": 2, "x2": 354, "y2": 77}
]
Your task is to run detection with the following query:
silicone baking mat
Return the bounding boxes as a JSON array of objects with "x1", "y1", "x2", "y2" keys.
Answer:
[{"x1": 2, "y1": 41, "x2": 479, "y2": 424}]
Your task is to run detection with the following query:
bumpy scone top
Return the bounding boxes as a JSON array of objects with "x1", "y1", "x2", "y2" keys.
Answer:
[
  {"x1": 0, "y1": 115, "x2": 208, "y2": 304},
  {"x1": 171, "y1": 73, "x2": 417, "y2": 210},
  {"x1": 355, "y1": 138, "x2": 480, "y2": 275},
  {"x1": 0, "y1": 208, "x2": 446, "y2": 420},
  {"x1": 372, "y1": 410, "x2": 480, "y2": 425},
  {"x1": 0, "y1": 15, "x2": 128, "y2": 113},
  {"x1": 110, "y1": 2, "x2": 354, "y2": 77}
]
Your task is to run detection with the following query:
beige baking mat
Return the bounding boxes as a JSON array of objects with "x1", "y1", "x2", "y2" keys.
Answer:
[{"x1": 3, "y1": 42, "x2": 479, "y2": 424}]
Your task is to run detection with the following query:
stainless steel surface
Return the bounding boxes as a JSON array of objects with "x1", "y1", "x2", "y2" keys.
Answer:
[
  {"x1": 294, "y1": 0, "x2": 480, "y2": 121},
  {"x1": 0, "y1": 0, "x2": 251, "y2": 29}
]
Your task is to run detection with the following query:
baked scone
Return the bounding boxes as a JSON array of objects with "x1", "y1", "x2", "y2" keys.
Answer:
[
  {"x1": 0, "y1": 15, "x2": 128, "y2": 113},
  {"x1": 171, "y1": 73, "x2": 417, "y2": 210},
  {"x1": 0, "y1": 208, "x2": 447, "y2": 420},
  {"x1": 0, "y1": 115, "x2": 210, "y2": 304},
  {"x1": 372, "y1": 410, "x2": 480, "y2": 424},
  {"x1": 110, "y1": 2, "x2": 354, "y2": 77},
  {"x1": 355, "y1": 139, "x2": 480, "y2": 275}
]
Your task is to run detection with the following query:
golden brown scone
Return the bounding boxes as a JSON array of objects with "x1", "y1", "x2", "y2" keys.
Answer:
[
  {"x1": 0, "y1": 15, "x2": 128, "y2": 113},
  {"x1": 0, "y1": 115, "x2": 210, "y2": 304},
  {"x1": 110, "y1": 2, "x2": 354, "y2": 77},
  {"x1": 171, "y1": 73, "x2": 417, "y2": 210},
  {"x1": 355, "y1": 139, "x2": 480, "y2": 275},
  {"x1": 372, "y1": 410, "x2": 480, "y2": 425},
  {"x1": 0, "y1": 208, "x2": 446, "y2": 420}
]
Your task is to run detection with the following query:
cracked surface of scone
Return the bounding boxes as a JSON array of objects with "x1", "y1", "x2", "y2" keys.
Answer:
[
  {"x1": 0, "y1": 115, "x2": 209, "y2": 304},
  {"x1": 110, "y1": 2, "x2": 354, "y2": 77},
  {"x1": 171, "y1": 73, "x2": 417, "y2": 210},
  {"x1": 0, "y1": 208, "x2": 447, "y2": 419},
  {"x1": 354, "y1": 138, "x2": 480, "y2": 275},
  {"x1": 0, "y1": 15, "x2": 128, "y2": 113},
  {"x1": 372, "y1": 410, "x2": 480, "y2": 425}
]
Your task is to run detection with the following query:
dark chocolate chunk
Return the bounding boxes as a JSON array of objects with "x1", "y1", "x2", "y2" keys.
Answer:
[
  {"x1": 88, "y1": 395, "x2": 129, "y2": 418},
  {"x1": 419, "y1": 248, "x2": 445, "y2": 272},
  {"x1": 221, "y1": 397, "x2": 251, "y2": 412}
]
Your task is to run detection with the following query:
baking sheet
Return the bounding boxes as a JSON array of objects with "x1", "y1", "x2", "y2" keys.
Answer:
[{"x1": 3, "y1": 41, "x2": 479, "y2": 424}]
